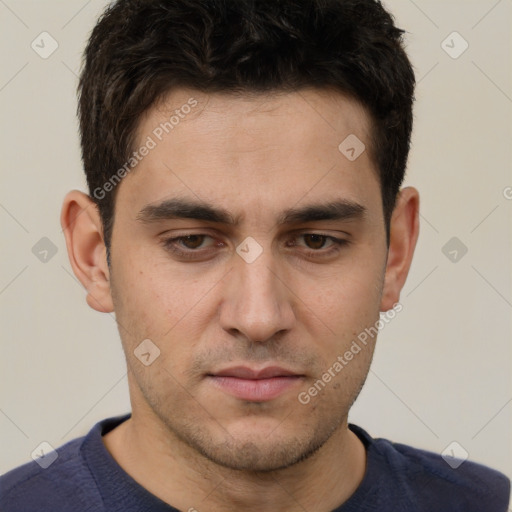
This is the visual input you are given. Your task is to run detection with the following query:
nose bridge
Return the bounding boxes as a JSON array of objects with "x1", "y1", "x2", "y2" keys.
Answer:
[{"x1": 220, "y1": 240, "x2": 294, "y2": 342}]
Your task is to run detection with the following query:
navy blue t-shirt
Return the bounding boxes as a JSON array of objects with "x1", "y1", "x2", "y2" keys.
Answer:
[{"x1": 1, "y1": 414, "x2": 509, "y2": 511}]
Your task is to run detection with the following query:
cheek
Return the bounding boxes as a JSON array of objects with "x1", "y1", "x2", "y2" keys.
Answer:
[
  {"x1": 109, "y1": 256, "x2": 171, "y2": 349},
  {"x1": 306, "y1": 260, "x2": 383, "y2": 328},
  {"x1": 110, "y1": 253, "x2": 218, "y2": 359}
]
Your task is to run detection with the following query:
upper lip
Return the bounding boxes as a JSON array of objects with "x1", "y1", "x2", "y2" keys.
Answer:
[{"x1": 210, "y1": 366, "x2": 302, "y2": 379}]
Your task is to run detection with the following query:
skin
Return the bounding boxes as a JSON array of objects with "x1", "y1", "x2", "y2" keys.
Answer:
[{"x1": 61, "y1": 87, "x2": 419, "y2": 512}]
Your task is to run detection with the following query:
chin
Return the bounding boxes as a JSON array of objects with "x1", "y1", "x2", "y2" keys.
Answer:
[
  {"x1": 196, "y1": 437, "x2": 321, "y2": 472},
  {"x1": 175, "y1": 416, "x2": 336, "y2": 473}
]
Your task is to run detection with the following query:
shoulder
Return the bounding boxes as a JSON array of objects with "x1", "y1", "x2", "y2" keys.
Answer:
[
  {"x1": 0, "y1": 436, "x2": 102, "y2": 512},
  {"x1": 390, "y1": 439, "x2": 509, "y2": 500},
  {"x1": 350, "y1": 424, "x2": 511, "y2": 511}
]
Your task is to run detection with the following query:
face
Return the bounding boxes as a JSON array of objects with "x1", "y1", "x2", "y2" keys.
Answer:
[{"x1": 108, "y1": 88, "x2": 388, "y2": 471}]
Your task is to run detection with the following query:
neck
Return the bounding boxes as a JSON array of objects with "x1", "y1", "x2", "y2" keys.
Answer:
[{"x1": 103, "y1": 409, "x2": 367, "y2": 512}]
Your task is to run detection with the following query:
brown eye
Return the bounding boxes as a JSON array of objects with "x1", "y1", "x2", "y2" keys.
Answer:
[
  {"x1": 178, "y1": 235, "x2": 207, "y2": 249},
  {"x1": 162, "y1": 234, "x2": 218, "y2": 259},
  {"x1": 287, "y1": 233, "x2": 349, "y2": 259},
  {"x1": 303, "y1": 234, "x2": 329, "y2": 250}
]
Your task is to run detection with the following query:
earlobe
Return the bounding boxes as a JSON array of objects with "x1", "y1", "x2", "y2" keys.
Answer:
[
  {"x1": 60, "y1": 190, "x2": 114, "y2": 313},
  {"x1": 380, "y1": 187, "x2": 420, "y2": 312}
]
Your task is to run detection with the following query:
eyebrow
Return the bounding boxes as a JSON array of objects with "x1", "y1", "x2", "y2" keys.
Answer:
[{"x1": 136, "y1": 197, "x2": 367, "y2": 226}]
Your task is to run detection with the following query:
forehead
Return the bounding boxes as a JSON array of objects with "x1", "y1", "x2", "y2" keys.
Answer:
[
  {"x1": 139, "y1": 87, "x2": 373, "y2": 153},
  {"x1": 120, "y1": 87, "x2": 381, "y2": 224}
]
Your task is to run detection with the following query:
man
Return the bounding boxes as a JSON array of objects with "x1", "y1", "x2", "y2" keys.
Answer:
[{"x1": 1, "y1": 0, "x2": 509, "y2": 510}]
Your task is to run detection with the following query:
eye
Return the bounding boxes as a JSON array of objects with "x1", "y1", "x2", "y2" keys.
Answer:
[
  {"x1": 161, "y1": 234, "x2": 219, "y2": 259},
  {"x1": 287, "y1": 233, "x2": 349, "y2": 257},
  {"x1": 298, "y1": 234, "x2": 334, "y2": 250},
  {"x1": 161, "y1": 232, "x2": 349, "y2": 261},
  {"x1": 172, "y1": 234, "x2": 211, "y2": 250}
]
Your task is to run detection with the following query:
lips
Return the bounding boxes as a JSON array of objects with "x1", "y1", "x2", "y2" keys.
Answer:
[
  {"x1": 207, "y1": 365, "x2": 304, "y2": 402},
  {"x1": 212, "y1": 366, "x2": 300, "y2": 380}
]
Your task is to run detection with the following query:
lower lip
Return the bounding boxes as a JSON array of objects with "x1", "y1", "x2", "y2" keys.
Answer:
[{"x1": 208, "y1": 375, "x2": 303, "y2": 402}]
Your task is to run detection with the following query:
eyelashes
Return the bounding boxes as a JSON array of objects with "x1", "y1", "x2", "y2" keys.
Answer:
[{"x1": 161, "y1": 233, "x2": 350, "y2": 261}]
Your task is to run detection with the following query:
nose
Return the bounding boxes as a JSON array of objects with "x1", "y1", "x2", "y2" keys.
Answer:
[{"x1": 219, "y1": 245, "x2": 296, "y2": 343}]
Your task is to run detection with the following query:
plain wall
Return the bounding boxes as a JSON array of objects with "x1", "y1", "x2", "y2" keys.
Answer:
[{"x1": 1, "y1": 0, "x2": 511, "y2": 480}]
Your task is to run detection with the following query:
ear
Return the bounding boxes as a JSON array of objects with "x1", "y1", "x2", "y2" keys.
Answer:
[
  {"x1": 60, "y1": 190, "x2": 114, "y2": 313},
  {"x1": 380, "y1": 186, "x2": 420, "y2": 311}
]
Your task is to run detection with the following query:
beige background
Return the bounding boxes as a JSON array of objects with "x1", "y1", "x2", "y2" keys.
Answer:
[{"x1": 1, "y1": 0, "x2": 511, "y2": 482}]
